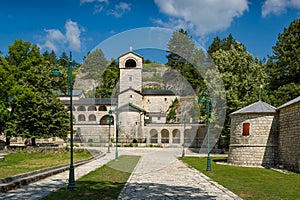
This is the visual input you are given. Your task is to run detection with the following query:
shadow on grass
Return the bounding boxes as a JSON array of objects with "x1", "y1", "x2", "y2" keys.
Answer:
[
  {"x1": 42, "y1": 181, "x2": 125, "y2": 200},
  {"x1": 44, "y1": 181, "x2": 219, "y2": 200}
]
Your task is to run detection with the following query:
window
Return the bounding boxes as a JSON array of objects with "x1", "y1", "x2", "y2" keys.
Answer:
[
  {"x1": 78, "y1": 114, "x2": 86, "y2": 121},
  {"x1": 129, "y1": 76, "x2": 132, "y2": 82},
  {"x1": 88, "y1": 106, "x2": 97, "y2": 111},
  {"x1": 130, "y1": 94, "x2": 133, "y2": 98},
  {"x1": 77, "y1": 106, "x2": 86, "y2": 111},
  {"x1": 99, "y1": 105, "x2": 107, "y2": 111},
  {"x1": 88, "y1": 114, "x2": 96, "y2": 121},
  {"x1": 242, "y1": 122, "x2": 250, "y2": 136}
]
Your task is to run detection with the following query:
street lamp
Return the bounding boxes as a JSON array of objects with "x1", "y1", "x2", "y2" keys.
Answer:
[
  {"x1": 198, "y1": 90, "x2": 216, "y2": 172},
  {"x1": 115, "y1": 108, "x2": 119, "y2": 161},
  {"x1": 182, "y1": 112, "x2": 186, "y2": 158},
  {"x1": 107, "y1": 109, "x2": 113, "y2": 153},
  {"x1": 52, "y1": 51, "x2": 76, "y2": 189}
]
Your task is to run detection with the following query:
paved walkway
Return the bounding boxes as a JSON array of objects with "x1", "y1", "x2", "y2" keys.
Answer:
[
  {"x1": 119, "y1": 148, "x2": 241, "y2": 200},
  {"x1": 0, "y1": 148, "x2": 241, "y2": 200}
]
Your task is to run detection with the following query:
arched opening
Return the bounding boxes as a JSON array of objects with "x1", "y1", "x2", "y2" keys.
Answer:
[
  {"x1": 150, "y1": 129, "x2": 158, "y2": 143},
  {"x1": 88, "y1": 114, "x2": 96, "y2": 121},
  {"x1": 78, "y1": 114, "x2": 86, "y2": 121},
  {"x1": 100, "y1": 115, "x2": 110, "y2": 125},
  {"x1": 77, "y1": 106, "x2": 86, "y2": 111},
  {"x1": 99, "y1": 105, "x2": 107, "y2": 111},
  {"x1": 184, "y1": 129, "x2": 192, "y2": 144},
  {"x1": 161, "y1": 129, "x2": 169, "y2": 143},
  {"x1": 125, "y1": 59, "x2": 136, "y2": 68},
  {"x1": 88, "y1": 105, "x2": 97, "y2": 111},
  {"x1": 172, "y1": 129, "x2": 180, "y2": 144}
]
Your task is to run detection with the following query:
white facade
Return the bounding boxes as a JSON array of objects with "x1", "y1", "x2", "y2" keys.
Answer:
[{"x1": 70, "y1": 51, "x2": 203, "y2": 147}]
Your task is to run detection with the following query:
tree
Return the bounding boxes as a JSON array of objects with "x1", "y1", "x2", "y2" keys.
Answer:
[
  {"x1": 80, "y1": 49, "x2": 108, "y2": 82},
  {"x1": 208, "y1": 33, "x2": 245, "y2": 56},
  {"x1": 96, "y1": 60, "x2": 120, "y2": 98},
  {"x1": 166, "y1": 29, "x2": 205, "y2": 93},
  {"x1": 266, "y1": 19, "x2": 300, "y2": 106},
  {"x1": 0, "y1": 56, "x2": 13, "y2": 135},
  {"x1": 4, "y1": 40, "x2": 69, "y2": 145},
  {"x1": 43, "y1": 50, "x2": 57, "y2": 65},
  {"x1": 211, "y1": 40, "x2": 269, "y2": 141},
  {"x1": 166, "y1": 98, "x2": 179, "y2": 123}
]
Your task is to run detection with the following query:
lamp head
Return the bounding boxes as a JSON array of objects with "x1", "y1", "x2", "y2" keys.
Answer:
[{"x1": 51, "y1": 67, "x2": 62, "y2": 81}]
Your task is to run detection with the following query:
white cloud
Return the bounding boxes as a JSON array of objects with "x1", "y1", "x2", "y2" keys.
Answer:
[
  {"x1": 39, "y1": 20, "x2": 83, "y2": 52},
  {"x1": 153, "y1": 0, "x2": 249, "y2": 36},
  {"x1": 65, "y1": 20, "x2": 82, "y2": 51},
  {"x1": 262, "y1": 0, "x2": 300, "y2": 17},
  {"x1": 107, "y1": 2, "x2": 131, "y2": 18},
  {"x1": 45, "y1": 29, "x2": 65, "y2": 41}
]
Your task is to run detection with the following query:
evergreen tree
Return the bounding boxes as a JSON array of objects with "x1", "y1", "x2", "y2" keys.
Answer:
[
  {"x1": 266, "y1": 19, "x2": 300, "y2": 106},
  {"x1": 208, "y1": 33, "x2": 245, "y2": 56},
  {"x1": 43, "y1": 50, "x2": 57, "y2": 64},
  {"x1": 96, "y1": 60, "x2": 119, "y2": 98},
  {"x1": 80, "y1": 48, "x2": 108, "y2": 82},
  {"x1": 166, "y1": 29, "x2": 205, "y2": 93}
]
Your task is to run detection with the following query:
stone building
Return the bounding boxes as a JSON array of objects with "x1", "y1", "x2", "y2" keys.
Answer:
[
  {"x1": 228, "y1": 97, "x2": 300, "y2": 172},
  {"x1": 66, "y1": 50, "x2": 205, "y2": 147},
  {"x1": 228, "y1": 101, "x2": 278, "y2": 167},
  {"x1": 277, "y1": 96, "x2": 300, "y2": 172}
]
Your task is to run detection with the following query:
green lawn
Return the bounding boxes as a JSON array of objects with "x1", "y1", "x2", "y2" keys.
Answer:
[
  {"x1": 43, "y1": 155, "x2": 140, "y2": 200},
  {"x1": 180, "y1": 157, "x2": 300, "y2": 199},
  {"x1": 0, "y1": 149, "x2": 91, "y2": 178}
]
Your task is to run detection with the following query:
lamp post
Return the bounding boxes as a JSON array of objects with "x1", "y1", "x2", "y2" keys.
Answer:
[
  {"x1": 115, "y1": 108, "x2": 119, "y2": 161},
  {"x1": 198, "y1": 90, "x2": 215, "y2": 172},
  {"x1": 52, "y1": 51, "x2": 76, "y2": 189},
  {"x1": 107, "y1": 109, "x2": 113, "y2": 153},
  {"x1": 182, "y1": 112, "x2": 186, "y2": 158}
]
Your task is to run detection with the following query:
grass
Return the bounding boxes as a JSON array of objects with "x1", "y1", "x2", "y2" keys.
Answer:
[
  {"x1": 0, "y1": 148, "x2": 91, "y2": 178},
  {"x1": 43, "y1": 155, "x2": 140, "y2": 200},
  {"x1": 180, "y1": 157, "x2": 300, "y2": 200}
]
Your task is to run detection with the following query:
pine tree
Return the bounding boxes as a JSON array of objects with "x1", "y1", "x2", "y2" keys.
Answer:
[{"x1": 266, "y1": 19, "x2": 300, "y2": 106}]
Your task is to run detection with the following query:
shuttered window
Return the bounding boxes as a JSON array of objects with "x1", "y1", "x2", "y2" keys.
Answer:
[{"x1": 242, "y1": 122, "x2": 250, "y2": 136}]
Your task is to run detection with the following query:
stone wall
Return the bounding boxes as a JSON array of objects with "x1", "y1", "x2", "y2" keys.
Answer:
[
  {"x1": 228, "y1": 113, "x2": 278, "y2": 167},
  {"x1": 278, "y1": 103, "x2": 300, "y2": 172}
]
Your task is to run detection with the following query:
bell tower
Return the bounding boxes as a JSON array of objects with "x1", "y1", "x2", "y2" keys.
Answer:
[{"x1": 118, "y1": 50, "x2": 143, "y2": 93}]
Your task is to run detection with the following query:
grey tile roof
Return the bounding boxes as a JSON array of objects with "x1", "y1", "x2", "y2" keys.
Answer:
[
  {"x1": 142, "y1": 89, "x2": 175, "y2": 96},
  {"x1": 63, "y1": 98, "x2": 117, "y2": 105},
  {"x1": 118, "y1": 50, "x2": 143, "y2": 59},
  {"x1": 278, "y1": 96, "x2": 300, "y2": 109},
  {"x1": 54, "y1": 89, "x2": 83, "y2": 96},
  {"x1": 230, "y1": 101, "x2": 277, "y2": 115},
  {"x1": 118, "y1": 103, "x2": 146, "y2": 112}
]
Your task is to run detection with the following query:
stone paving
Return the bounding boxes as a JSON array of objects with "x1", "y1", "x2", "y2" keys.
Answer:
[
  {"x1": 119, "y1": 148, "x2": 241, "y2": 200},
  {"x1": 0, "y1": 148, "x2": 242, "y2": 200}
]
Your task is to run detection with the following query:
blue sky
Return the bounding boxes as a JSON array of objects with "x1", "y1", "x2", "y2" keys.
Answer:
[{"x1": 0, "y1": 0, "x2": 299, "y2": 63}]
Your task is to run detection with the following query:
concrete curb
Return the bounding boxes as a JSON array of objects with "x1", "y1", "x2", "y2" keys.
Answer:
[{"x1": 0, "y1": 152, "x2": 104, "y2": 193}]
